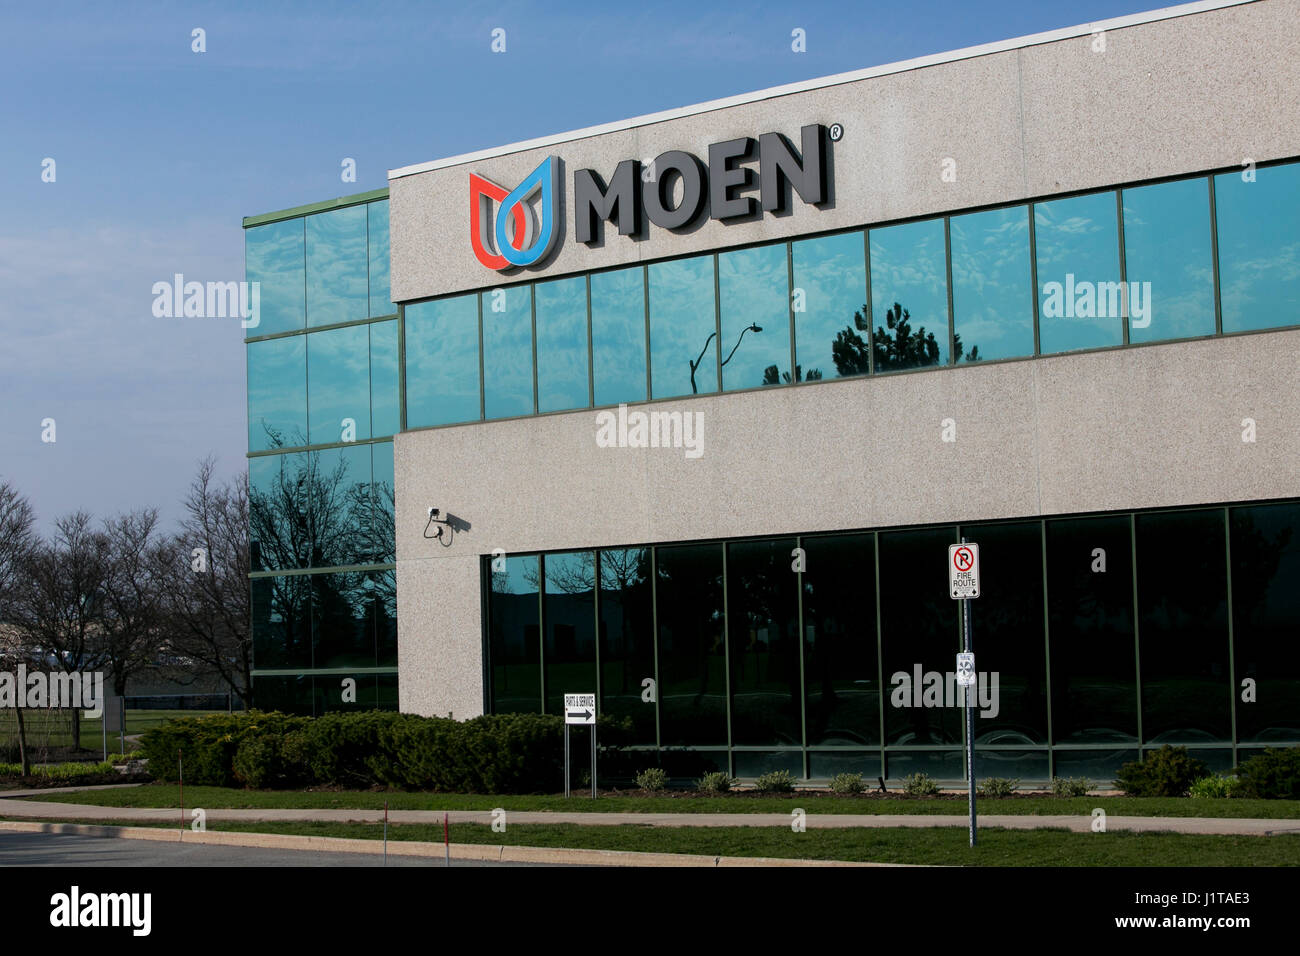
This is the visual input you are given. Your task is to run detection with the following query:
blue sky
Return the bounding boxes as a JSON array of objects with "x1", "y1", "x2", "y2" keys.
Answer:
[{"x1": 0, "y1": 0, "x2": 1162, "y2": 534}]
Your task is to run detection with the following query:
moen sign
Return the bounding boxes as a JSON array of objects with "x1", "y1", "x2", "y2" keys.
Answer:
[{"x1": 469, "y1": 123, "x2": 831, "y2": 272}]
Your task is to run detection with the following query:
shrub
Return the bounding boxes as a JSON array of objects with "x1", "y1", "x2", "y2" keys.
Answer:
[
  {"x1": 636, "y1": 767, "x2": 668, "y2": 792},
  {"x1": 698, "y1": 771, "x2": 738, "y2": 793},
  {"x1": 1234, "y1": 747, "x2": 1300, "y2": 800},
  {"x1": 902, "y1": 772, "x2": 939, "y2": 796},
  {"x1": 1189, "y1": 773, "x2": 1242, "y2": 799},
  {"x1": 754, "y1": 770, "x2": 796, "y2": 793},
  {"x1": 1115, "y1": 746, "x2": 1209, "y2": 797},
  {"x1": 1051, "y1": 776, "x2": 1094, "y2": 797},
  {"x1": 829, "y1": 772, "x2": 864, "y2": 794},
  {"x1": 977, "y1": 777, "x2": 1019, "y2": 798}
]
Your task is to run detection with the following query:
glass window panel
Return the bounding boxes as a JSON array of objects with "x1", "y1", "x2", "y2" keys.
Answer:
[
  {"x1": 368, "y1": 200, "x2": 393, "y2": 317},
  {"x1": 733, "y1": 751, "x2": 802, "y2": 778},
  {"x1": 727, "y1": 538, "x2": 801, "y2": 747},
  {"x1": 718, "y1": 244, "x2": 791, "y2": 390},
  {"x1": 308, "y1": 444, "x2": 372, "y2": 569},
  {"x1": 306, "y1": 205, "x2": 368, "y2": 327},
  {"x1": 656, "y1": 543, "x2": 726, "y2": 746},
  {"x1": 371, "y1": 569, "x2": 397, "y2": 668},
  {"x1": 252, "y1": 675, "x2": 313, "y2": 715},
  {"x1": 312, "y1": 570, "x2": 372, "y2": 669},
  {"x1": 963, "y1": 522, "x2": 1048, "y2": 745},
  {"x1": 972, "y1": 751, "x2": 1048, "y2": 781},
  {"x1": 535, "y1": 276, "x2": 590, "y2": 413},
  {"x1": 370, "y1": 442, "x2": 395, "y2": 566},
  {"x1": 649, "y1": 255, "x2": 717, "y2": 398},
  {"x1": 801, "y1": 533, "x2": 879, "y2": 747},
  {"x1": 950, "y1": 206, "x2": 1034, "y2": 361},
  {"x1": 377, "y1": 673, "x2": 399, "y2": 710},
  {"x1": 1035, "y1": 192, "x2": 1124, "y2": 354},
  {"x1": 488, "y1": 555, "x2": 541, "y2": 714},
  {"x1": 404, "y1": 294, "x2": 480, "y2": 428},
  {"x1": 792, "y1": 231, "x2": 868, "y2": 380},
  {"x1": 245, "y1": 218, "x2": 304, "y2": 337},
  {"x1": 1229, "y1": 502, "x2": 1300, "y2": 742},
  {"x1": 247, "y1": 336, "x2": 307, "y2": 451},
  {"x1": 1136, "y1": 509, "x2": 1231, "y2": 743},
  {"x1": 249, "y1": 452, "x2": 310, "y2": 571},
  {"x1": 251, "y1": 575, "x2": 311, "y2": 669},
  {"x1": 307, "y1": 325, "x2": 371, "y2": 445},
  {"x1": 1122, "y1": 178, "x2": 1215, "y2": 343},
  {"x1": 869, "y1": 218, "x2": 949, "y2": 370},
  {"x1": 369, "y1": 320, "x2": 399, "y2": 438},
  {"x1": 1215, "y1": 161, "x2": 1300, "y2": 332},
  {"x1": 317, "y1": 675, "x2": 377, "y2": 713},
  {"x1": 590, "y1": 266, "x2": 647, "y2": 406},
  {"x1": 1046, "y1": 515, "x2": 1138, "y2": 743},
  {"x1": 808, "y1": 751, "x2": 881, "y2": 781},
  {"x1": 886, "y1": 750, "x2": 963, "y2": 782},
  {"x1": 878, "y1": 527, "x2": 961, "y2": 745},
  {"x1": 543, "y1": 552, "x2": 597, "y2": 716},
  {"x1": 483, "y1": 285, "x2": 534, "y2": 419},
  {"x1": 598, "y1": 547, "x2": 655, "y2": 745},
  {"x1": 1053, "y1": 749, "x2": 1138, "y2": 786}
]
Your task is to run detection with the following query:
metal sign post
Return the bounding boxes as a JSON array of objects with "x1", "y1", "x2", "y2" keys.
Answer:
[
  {"x1": 949, "y1": 540, "x2": 980, "y2": 848},
  {"x1": 564, "y1": 693, "x2": 596, "y2": 798}
]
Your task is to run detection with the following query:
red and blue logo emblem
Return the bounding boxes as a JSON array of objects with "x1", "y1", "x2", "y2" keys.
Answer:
[{"x1": 469, "y1": 156, "x2": 560, "y2": 271}]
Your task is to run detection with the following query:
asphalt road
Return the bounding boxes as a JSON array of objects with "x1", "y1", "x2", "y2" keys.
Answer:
[{"x1": 0, "y1": 831, "x2": 558, "y2": 866}]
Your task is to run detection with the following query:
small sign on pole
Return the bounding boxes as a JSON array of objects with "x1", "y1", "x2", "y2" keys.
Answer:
[
  {"x1": 562, "y1": 693, "x2": 597, "y2": 798},
  {"x1": 949, "y1": 544, "x2": 980, "y2": 599},
  {"x1": 956, "y1": 652, "x2": 976, "y2": 687}
]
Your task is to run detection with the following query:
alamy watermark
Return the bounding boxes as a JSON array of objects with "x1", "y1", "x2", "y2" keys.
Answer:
[
  {"x1": 890, "y1": 664, "x2": 1000, "y2": 719},
  {"x1": 1041, "y1": 274, "x2": 1151, "y2": 328},
  {"x1": 595, "y1": 403, "x2": 704, "y2": 459},
  {"x1": 0, "y1": 665, "x2": 104, "y2": 718},
  {"x1": 152, "y1": 274, "x2": 260, "y2": 328}
]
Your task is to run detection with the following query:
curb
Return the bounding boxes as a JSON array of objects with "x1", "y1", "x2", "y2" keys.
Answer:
[{"x1": 0, "y1": 820, "x2": 895, "y2": 867}]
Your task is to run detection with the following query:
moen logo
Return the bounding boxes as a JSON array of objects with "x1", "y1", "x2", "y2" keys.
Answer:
[
  {"x1": 470, "y1": 156, "x2": 561, "y2": 270},
  {"x1": 470, "y1": 123, "x2": 830, "y2": 272}
]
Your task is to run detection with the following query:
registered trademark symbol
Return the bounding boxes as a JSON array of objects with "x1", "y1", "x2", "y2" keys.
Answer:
[{"x1": 828, "y1": 123, "x2": 844, "y2": 142}]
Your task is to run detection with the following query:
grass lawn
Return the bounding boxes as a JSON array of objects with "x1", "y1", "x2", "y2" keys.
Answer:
[
  {"x1": 10, "y1": 817, "x2": 1300, "y2": 865},
  {"x1": 17, "y1": 784, "x2": 1300, "y2": 818}
]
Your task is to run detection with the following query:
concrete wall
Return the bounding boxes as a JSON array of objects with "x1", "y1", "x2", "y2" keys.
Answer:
[
  {"x1": 390, "y1": 0, "x2": 1299, "y2": 304},
  {"x1": 396, "y1": 328, "x2": 1300, "y2": 716}
]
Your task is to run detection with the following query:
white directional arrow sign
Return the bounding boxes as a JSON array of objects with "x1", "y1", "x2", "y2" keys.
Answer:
[{"x1": 564, "y1": 693, "x2": 596, "y2": 725}]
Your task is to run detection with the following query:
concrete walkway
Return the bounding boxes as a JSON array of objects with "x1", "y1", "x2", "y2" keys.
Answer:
[{"x1": 1, "y1": 793, "x2": 1297, "y2": 835}]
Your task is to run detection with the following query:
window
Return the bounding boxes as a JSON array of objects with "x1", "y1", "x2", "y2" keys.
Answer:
[
  {"x1": 404, "y1": 295, "x2": 480, "y2": 428},
  {"x1": 591, "y1": 266, "x2": 647, "y2": 406},
  {"x1": 483, "y1": 285, "x2": 534, "y2": 419},
  {"x1": 1122, "y1": 178, "x2": 1214, "y2": 343},
  {"x1": 649, "y1": 255, "x2": 717, "y2": 398},
  {"x1": 869, "y1": 219, "x2": 950, "y2": 370},
  {"x1": 1215, "y1": 161, "x2": 1300, "y2": 333},
  {"x1": 718, "y1": 245, "x2": 791, "y2": 390},
  {"x1": 306, "y1": 205, "x2": 368, "y2": 327},
  {"x1": 247, "y1": 337, "x2": 307, "y2": 451},
  {"x1": 792, "y1": 232, "x2": 868, "y2": 380},
  {"x1": 950, "y1": 206, "x2": 1034, "y2": 361},
  {"x1": 535, "y1": 276, "x2": 590, "y2": 413},
  {"x1": 1035, "y1": 193, "x2": 1123, "y2": 354},
  {"x1": 245, "y1": 218, "x2": 305, "y2": 336}
]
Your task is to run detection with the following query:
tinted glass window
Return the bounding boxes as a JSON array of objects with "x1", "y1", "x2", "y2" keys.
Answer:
[
  {"x1": 309, "y1": 444, "x2": 372, "y2": 569},
  {"x1": 1215, "y1": 161, "x2": 1300, "y2": 333},
  {"x1": 656, "y1": 543, "x2": 726, "y2": 746},
  {"x1": 369, "y1": 320, "x2": 399, "y2": 438},
  {"x1": 792, "y1": 232, "x2": 868, "y2": 380},
  {"x1": 869, "y1": 219, "x2": 949, "y2": 370},
  {"x1": 590, "y1": 266, "x2": 647, "y2": 407},
  {"x1": 488, "y1": 555, "x2": 541, "y2": 714},
  {"x1": 245, "y1": 218, "x2": 305, "y2": 336},
  {"x1": 950, "y1": 206, "x2": 1034, "y2": 361},
  {"x1": 251, "y1": 575, "x2": 311, "y2": 669},
  {"x1": 1122, "y1": 178, "x2": 1215, "y2": 343},
  {"x1": 1046, "y1": 515, "x2": 1138, "y2": 743},
  {"x1": 1035, "y1": 192, "x2": 1123, "y2": 354},
  {"x1": 543, "y1": 552, "x2": 597, "y2": 715},
  {"x1": 249, "y1": 452, "x2": 309, "y2": 571},
  {"x1": 727, "y1": 538, "x2": 801, "y2": 747},
  {"x1": 1135, "y1": 510, "x2": 1230, "y2": 743},
  {"x1": 483, "y1": 285, "x2": 534, "y2": 419},
  {"x1": 1229, "y1": 502, "x2": 1300, "y2": 742},
  {"x1": 248, "y1": 337, "x2": 307, "y2": 451},
  {"x1": 370, "y1": 442, "x2": 395, "y2": 566},
  {"x1": 801, "y1": 533, "x2": 878, "y2": 747},
  {"x1": 306, "y1": 206, "x2": 368, "y2": 327},
  {"x1": 649, "y1": 255, "x2": 717, "y2": 398},
  {"x1": 535, "y1": 276, "x2": 590, "y2": 413},
  {"x1": 312, "y1": 570, "x2": 372, "y2": 669},
  {"x1": 367, "y1": 200, "x2": 393, "y2": 317},
  {"x1": 372, "y1": 569, "x2": 398, "y2": 667},
  {"x1": 598, "y1": 548, "x2": 655, "y2": 745},
  {"x1": 718, "y1": 244, "x2": 790, "y2": 390},
  {"x1": 307, "y1": 325, "x2": 371, "y2": 445},
  {"x1": 404, "y1": 294, "x2": 480, "y2": 428}
]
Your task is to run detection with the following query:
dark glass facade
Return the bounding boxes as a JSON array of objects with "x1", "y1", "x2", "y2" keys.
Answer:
[
  {"x1": 245, "y1": 193, "x2": 398, "y2": 714},
  {"x1": 482, "y1": 500, "x2": 1300, "y2": 782}
]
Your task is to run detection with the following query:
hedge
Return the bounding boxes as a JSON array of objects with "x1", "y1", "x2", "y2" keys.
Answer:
[{"x1": 137, "y1": 710, "x2": 629, "y2": 793}]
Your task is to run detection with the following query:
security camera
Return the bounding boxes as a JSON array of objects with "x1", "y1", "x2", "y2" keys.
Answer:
[{"x1": 428, "y1": 507, "x2": 440, "y2": 518}]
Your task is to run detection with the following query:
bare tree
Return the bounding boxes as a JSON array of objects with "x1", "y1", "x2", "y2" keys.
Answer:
[
  {"x1": 0, "y1": 480, "x2": 37, "y2": 773},
  {"x1": 160, "y1": 459, "x2": 253, "y2": 706},
  {"x1": 98, "y1": 509, "x2": 170, "y2": 697}
]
